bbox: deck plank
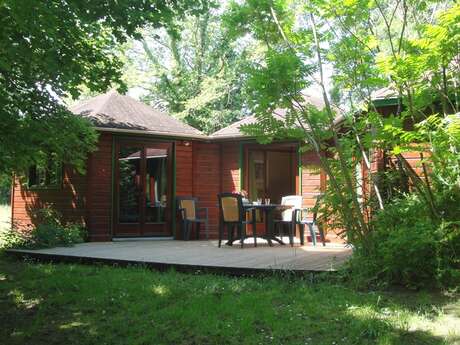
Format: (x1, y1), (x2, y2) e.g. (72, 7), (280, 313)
(7, 239), (352, 273)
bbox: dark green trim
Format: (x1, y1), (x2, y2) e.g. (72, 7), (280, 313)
(110, 136), (115, 239)
(172, 142), (177, 238)
(372, 98), (399, 107)
(111, 135), (177, 238)
(112, 134), (180, 144)
(26, 162), (63, 191)
(101, 129), (208, 142)
(298, 147), (302, 195)
(239, 142), (244, 192)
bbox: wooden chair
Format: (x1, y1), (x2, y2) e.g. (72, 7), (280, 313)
(177, 196), (209, 240)
(217, 193), (257, 248)
(273, 195), (303, 246)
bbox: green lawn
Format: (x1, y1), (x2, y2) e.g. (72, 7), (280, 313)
(0, 204), (11, 229)
(0, 204), (11, 246)
(0, 256), (459, 345)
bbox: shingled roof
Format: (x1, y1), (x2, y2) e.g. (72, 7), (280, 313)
(210, 93), (328, 139)
(69, 90), (206, 139)
(371, 87), (398, 101)
(70, 89), (392, 141)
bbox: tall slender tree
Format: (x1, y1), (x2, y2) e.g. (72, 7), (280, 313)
(122, 0), (254, 134)
(224, 0), (460, 247)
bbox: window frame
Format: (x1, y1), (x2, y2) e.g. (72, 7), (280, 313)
(27, 160), (63, 190)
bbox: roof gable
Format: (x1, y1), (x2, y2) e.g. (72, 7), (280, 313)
(70, 91), (206, 139)
(210, 93), (327, 139)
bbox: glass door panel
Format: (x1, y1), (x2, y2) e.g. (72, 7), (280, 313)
(145, 147), (168, 223)
(247, 147), (296, 204)
(248, 150), (266, 201)
(114, 140), (173, 238)
(267, 151), (292, 204)
(118, 146), (142, 224)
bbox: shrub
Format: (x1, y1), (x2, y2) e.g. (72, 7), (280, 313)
(1, 205), (86, 249)
(32, 223), (86, 248)
(1, 226), (33, 249)
(348, 194), (460, 290)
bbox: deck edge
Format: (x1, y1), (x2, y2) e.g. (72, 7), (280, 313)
(5, 249), (340, 277)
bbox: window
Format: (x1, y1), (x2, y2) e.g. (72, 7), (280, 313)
(28, 159), (62, 189)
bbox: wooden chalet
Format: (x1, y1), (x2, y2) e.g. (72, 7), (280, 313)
(10, 90), (396, 241)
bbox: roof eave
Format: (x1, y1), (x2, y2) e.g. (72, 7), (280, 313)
(372, 97), (400, 107)
(95, 127), (209, 140)
(210, 134), (254, 141)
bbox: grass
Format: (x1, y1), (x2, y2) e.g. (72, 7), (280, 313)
(0, 204), (11, 246)
(0, 256), (459, 345)
(0, 203), (11, 230)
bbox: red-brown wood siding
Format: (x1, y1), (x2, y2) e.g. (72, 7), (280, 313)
(11, 132), (112, 241)
(175, 141), (193, 196)
(363, 105), (427, 193)
(85, 132), (113, 241)
(300, 151), (322, 209)
(11, 166), (87, 232)
(300, 150), (343, 243)
(374, 104), (426, 176)
(11, 133), (348, 243)
(192, 142), (221, 238)
(221, 142), (240, 193)
(396, 150), (426, 176)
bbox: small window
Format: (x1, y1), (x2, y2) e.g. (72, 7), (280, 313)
(28, 159), (62, 189)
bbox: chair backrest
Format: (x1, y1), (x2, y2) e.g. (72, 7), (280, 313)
(177, 196), (197, 220)
(218, 193), (243, 223)
(280, 195), (303, 221)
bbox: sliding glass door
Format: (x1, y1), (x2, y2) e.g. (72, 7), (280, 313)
(245, 144), (297, 204)
(114, 140), (172, 237)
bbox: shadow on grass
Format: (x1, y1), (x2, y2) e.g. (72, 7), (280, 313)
(0, 255), (458, 345)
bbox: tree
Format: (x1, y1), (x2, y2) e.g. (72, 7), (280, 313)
(0, 0), (205, 175)
(122, 0), (253, 134)
(224, 0), (460, 248)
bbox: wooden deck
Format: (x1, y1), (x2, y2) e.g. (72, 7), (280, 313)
(6, 239), (352, 275)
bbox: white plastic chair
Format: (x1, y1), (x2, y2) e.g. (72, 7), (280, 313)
(274, 195), (303, 246)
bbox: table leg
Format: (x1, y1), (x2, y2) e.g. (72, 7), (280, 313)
(268, 209), (285, 245)
(264, 209), (273, 246)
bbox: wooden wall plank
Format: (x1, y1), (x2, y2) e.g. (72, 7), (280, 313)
(84, 132), (113, 241)
(300, 151), (322, 210)
(11, 165), (88, 233)
(221, 142), (240, 193)
(176, 141), (193, 196)
(192, 142), (221, 239)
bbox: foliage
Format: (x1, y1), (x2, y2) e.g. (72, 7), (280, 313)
(346, 113), (460, 289)
(414, 114), (460, 189)
(1, 228), (30, 250)
(1, 205), (86, 249)
(0, 0), (207, 175)
(224, 0), (373, 244)
(348, 194), (460, 289)
(1, 256), (459, 344)
(31, 223), (85, 248)
(123, 0), (253, 134)
(225, 0), (459, 288)
(0, 174), (11, 205)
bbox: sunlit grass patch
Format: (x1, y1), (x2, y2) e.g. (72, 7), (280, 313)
(0, 203), (10, 232)
(0, 255), (458, 345)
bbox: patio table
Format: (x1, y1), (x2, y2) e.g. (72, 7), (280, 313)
(230, 203), (292, 246)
